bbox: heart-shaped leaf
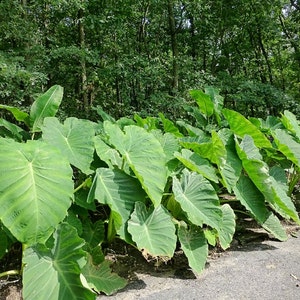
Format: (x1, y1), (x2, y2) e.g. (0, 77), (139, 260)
(23, 223), (95, 300)
(0, 139), (73, 245)
(81, 258), (127, 296)
(104, 122), (167, 206)
(42, 117), (95, 174)
(178, 225), (208, 274)
(172, 169), (222, 230)
(128, 202), (176, 257)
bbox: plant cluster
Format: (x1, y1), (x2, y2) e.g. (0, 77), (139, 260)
(0, 86), (300, 299)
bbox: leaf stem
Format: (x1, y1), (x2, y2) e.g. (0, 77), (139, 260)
(0, 270), (20, 278)
(74, 177), (90, 193)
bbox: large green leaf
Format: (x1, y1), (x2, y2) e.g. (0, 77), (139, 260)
(0, 118), (27, 141)
(42, 117), (95, 174)
(190, 90), (214, 118)
(180, 131), (227, 166)
(172, 169), (222, 230)
(272, 129), (300, 167)
(235, 135), (300, 224)
(30, 85), (63, 132)
(0, 104), (29, 124)
(218, 204), (236, 249)
(104, 122), (167, 206)
(23, 223), (95, 300)
(128, 202), (177, 257)
(174, 149), (219, 183)
(81, 258), (127, 296)
(158, 113), (183, 137)
(178, 225), (208, 274)
(280, 110), (300, 140)
(81, 219), (105, 249)
(216, 129), (242, 192)
(222, 108), (272, 148)
(87, 168), (146, 238)
(0, 139), (73, 245)
(234, 175), (287, 241)
(94, 136), (122, 169)
(152, 131), (180, 163)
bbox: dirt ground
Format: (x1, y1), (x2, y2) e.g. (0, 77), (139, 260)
(1, 222), (299, 300)
(99, 223), (300, 300)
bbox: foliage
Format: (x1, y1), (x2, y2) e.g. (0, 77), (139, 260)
(0, 1), (299, 118)
(0, 86), (300, 299)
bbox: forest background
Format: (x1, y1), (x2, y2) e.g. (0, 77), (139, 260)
(0, 0), (299, 120)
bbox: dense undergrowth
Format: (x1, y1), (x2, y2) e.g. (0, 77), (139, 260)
(0, 85), (300, 299)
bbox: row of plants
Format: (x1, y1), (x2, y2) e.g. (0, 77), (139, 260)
(0, 85), (300, 299)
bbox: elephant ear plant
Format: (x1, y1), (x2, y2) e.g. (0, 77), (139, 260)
(1, 86), (300, 299)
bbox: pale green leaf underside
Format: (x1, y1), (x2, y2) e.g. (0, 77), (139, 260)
(42, 117), (95, 174)
(218, 204), (236, 249)
(0, 139), (73, 245)
(23, 223), (95, 300)
(128, 202), (177, 257)
(172, 169), (222, 230)
(178, 225), (208, 274)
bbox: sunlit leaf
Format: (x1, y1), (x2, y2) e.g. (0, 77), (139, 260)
(23, 223), (95, 300)
(172, 169), (222, 230)
(223, 108), (272, 148)
(30, 85), (63, 132)
(178, 225), (208, 274)
(42, 117), (95, 174)
(272, 129), (300, 167)
(234, 175), (287, 241)
(104, 122), (167, 206)
(128, 202), (176, 257)
(281, 110), (300, 140)
(235, 136), (299, 224)
(0, 104), (29, 124)
(0, 139), (73, 245)
(218, 204), (236, 249)
(81, 258), (127, 296)
(174, 149), (219, 183)
(190, 90), (214, 117)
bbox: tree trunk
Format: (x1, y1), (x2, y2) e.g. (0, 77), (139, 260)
(167, 0), (179, 96)
(78, 7), (89, 115)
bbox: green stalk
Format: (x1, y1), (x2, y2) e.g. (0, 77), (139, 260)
(74, 177), (90, 194)
(0, 269), (20, 278)
(107, 211), (116, 243)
